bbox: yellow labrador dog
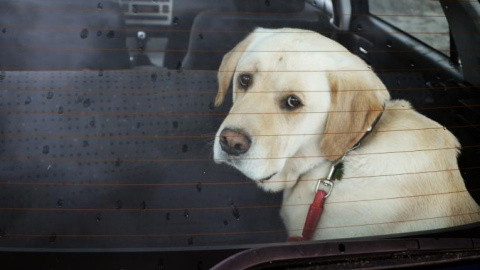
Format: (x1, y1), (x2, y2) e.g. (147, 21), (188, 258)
(213, 28), (480, 240)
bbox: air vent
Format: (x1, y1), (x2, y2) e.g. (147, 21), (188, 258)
(119, 0), (173, 25)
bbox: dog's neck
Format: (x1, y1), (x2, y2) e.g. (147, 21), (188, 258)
(292, 109), (384, 192)
(282, 160), (332, 208)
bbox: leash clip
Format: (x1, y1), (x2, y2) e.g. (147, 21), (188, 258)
(315, 180), (334, 198)
(315, 142), (361, 198)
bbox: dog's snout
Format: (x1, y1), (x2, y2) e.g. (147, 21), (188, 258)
(219, 128), (251, 156)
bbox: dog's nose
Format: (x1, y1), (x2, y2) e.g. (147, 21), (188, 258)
(219, 128), (251, 156)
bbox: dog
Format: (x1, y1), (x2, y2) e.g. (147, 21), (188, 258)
(212, 28), (480, 240)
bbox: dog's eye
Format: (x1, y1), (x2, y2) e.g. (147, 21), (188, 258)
(286, 95), (302, 109)
(238, 74), (252, 88)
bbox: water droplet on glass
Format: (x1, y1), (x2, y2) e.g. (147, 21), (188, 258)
(265, 0), (270, 7)
(0, 71), (6, 81)
(24, 96), (32, 105)
(137, 46), (145, 53)
(83, 98), (91, 108)
(223, 219), (228, 226)
(445, 5), (448, 9)
(132, 5), (138, 13)
(83, 140), (89, 147)
(90, 118), (96, 128)
(166, 212), (171, 221)
(357, 24), (362, 31)
(367, 65), (372, 70)
(140, 201), (147, 210)
(47, 92), (54, 99)
(173, 17), (179, 25)
(106, 30), (115, 39)
(386, 39), (392, 48)
(57, 199), (63, 207)
(116, 200), (123, 209)
(98, 69), (103, 77)
(97, 2), (103, 10)
(208, 101), (215, 110)
(443, 126), (446, 130)
(42, 145), (50, 154)
(187, 237), (193, 245)
(80, 29), (89, 39)
(49, 233), (57, 244)
(410, 60), (415, 67)
(97, 30), (102, 37)
(232, 206), (240, 220)
(58, 106), (64, 114)
(182, 144), (188, 153)
(196, 182), (202, 192)
(198, 33), (204, 40)
(172, 121), (178, 128)
(151, 73), (157, 82)
(311, 0), (317, 6)
(176, 61), (182, 73)
(184, 209), (189, 219)
(96, 213), (102, 222)
(115, 158), (122, 167)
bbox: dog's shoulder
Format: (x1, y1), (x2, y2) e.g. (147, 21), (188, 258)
(344, 98), (461, 180)
(367, 99), (460, 152)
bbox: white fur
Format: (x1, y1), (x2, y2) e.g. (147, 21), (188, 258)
(214, 28), (480, 240)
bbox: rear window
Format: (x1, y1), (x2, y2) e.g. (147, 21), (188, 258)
(0, 0), (479, 256)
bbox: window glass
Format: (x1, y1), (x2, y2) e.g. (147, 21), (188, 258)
(369, 0), (450, 56)
(0, 0), (478, 255)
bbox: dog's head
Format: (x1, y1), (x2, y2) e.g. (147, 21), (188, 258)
(213, 28), (390, 192)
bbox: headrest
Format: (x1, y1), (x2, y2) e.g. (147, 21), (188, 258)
(234, 0), (305, 13)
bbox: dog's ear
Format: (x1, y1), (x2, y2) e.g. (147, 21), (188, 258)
(320, 68), (390, 161)
(214, 34), (255, 107)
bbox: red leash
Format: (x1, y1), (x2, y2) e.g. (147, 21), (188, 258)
(287, 190), (327, 242)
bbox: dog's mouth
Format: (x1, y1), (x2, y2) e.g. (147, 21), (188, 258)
(258, 172), (277, 183)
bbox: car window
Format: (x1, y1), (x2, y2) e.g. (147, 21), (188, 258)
(369, 0), (450, 56)
(0, 0), (479, 256)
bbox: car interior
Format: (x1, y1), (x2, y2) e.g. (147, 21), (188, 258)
(0, 0), (479, 268)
